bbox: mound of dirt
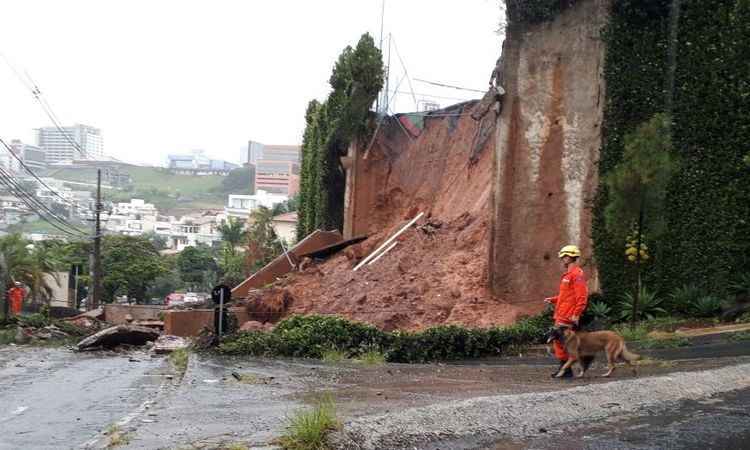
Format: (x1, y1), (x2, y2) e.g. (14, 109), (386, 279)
(278, 213), (536, 331)
(239, 104), (543, 331)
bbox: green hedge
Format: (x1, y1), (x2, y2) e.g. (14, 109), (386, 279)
(505, 0), (578, 24)
(218, 313), (552, 363)
(661, 0), (750, 293)
(593, 0), (673, 301)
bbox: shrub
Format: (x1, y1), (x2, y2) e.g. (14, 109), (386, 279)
(587, 301), (612, 321)
(618, 286), (667, 322)
(729, 273), (750, 299)
(219, 313), (552, 363)
(689, 296), (724, 318)
(667, 285), (703, 316)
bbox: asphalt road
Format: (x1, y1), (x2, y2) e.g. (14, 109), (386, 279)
(1, 339), (749, 450)
(0, 346), (166, 450)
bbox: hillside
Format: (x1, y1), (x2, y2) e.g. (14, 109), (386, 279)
(43, 163), (232, 215)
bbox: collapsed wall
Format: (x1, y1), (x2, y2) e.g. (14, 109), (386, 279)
(247, 103), (535, 331)
(489, 0), (609, 306)
(238, 0), (610, 330)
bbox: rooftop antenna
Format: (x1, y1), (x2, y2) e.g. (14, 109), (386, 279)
(376, 0), (386, 114)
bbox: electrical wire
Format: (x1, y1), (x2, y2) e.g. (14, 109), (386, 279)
(0, 136), (78, 206)
(0, 168), (89, 238)
(413, 78), (486, 93)
(2, 56), (90, 159)
(0, 165), (88, 237)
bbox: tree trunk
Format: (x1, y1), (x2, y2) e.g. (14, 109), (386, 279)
(631, 195), (646, 329)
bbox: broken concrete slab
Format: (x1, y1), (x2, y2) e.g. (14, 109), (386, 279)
(77, 325), (160, 351)
(153, 335), (189, 354)
(232, 229), (344, 298)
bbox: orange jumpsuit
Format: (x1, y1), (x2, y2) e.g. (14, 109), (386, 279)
(8, 286), (25, 315)
(548, 265), (588, 361)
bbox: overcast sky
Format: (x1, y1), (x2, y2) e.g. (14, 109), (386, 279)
(0, 1), (504, 166)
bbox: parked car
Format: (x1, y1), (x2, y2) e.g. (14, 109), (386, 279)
(165, 293), (185, 308)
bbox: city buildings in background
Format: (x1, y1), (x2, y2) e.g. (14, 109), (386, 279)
(0, 140), (47, 173)
(242, 141), (301, 196)
(225, 190), (288, 220)
(242, 141), (300, 165)
(36, 124), (103, 163)
(167, 149), (239, 175)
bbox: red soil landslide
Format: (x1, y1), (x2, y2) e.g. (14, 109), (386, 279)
(241, 103), (540, 331)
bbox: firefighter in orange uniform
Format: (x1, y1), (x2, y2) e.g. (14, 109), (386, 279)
(544, 245), (588, 378)
(8, 281), (26, 316)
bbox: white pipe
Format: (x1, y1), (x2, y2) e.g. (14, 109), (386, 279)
(367, 241), (397, 266)
(353, 211), (423, 271)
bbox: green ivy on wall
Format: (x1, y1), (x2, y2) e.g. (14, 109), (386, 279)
(505, 0), (578, 24)
(594, 0), (750, 300)
(593, 0), (673, 301)
(297, 34), (384, 241)
(661, 0), (750, 293)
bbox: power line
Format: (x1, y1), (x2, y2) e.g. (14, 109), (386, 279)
(2, 56), (90, 159)
(0, 167), (88, 237)
(390, 36), (419, 111)
(389, 90), (473, 102)
(0, 136), (78, 207)
(413, 78), (486, 93)
(0, 164), (87, 236)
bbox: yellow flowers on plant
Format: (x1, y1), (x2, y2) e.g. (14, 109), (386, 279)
(625, 230), (650, 263)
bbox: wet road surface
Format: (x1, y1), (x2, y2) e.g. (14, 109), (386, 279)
(0, 339), (749, 449)
(483, 388), (750, 450)
(0, 346), (167, 450)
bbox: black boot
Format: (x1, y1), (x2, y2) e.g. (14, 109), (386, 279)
(551, 362), (573, 378)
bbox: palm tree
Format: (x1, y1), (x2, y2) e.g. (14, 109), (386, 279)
(217, 218), (246, 256)
(0, 235), (62, 310)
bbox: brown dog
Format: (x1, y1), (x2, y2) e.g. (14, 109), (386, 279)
(553, 328), (640, 378)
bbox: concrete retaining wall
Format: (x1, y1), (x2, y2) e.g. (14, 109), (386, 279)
(103, 304), (166, 325)
(163, 307), (249, 337)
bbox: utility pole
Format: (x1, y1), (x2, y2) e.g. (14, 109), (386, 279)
(88, 169), (103, 310)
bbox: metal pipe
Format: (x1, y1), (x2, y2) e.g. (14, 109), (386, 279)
(353, 211), (423, 271)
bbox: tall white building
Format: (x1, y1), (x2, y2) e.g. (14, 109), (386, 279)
(36, 124), (103, 163)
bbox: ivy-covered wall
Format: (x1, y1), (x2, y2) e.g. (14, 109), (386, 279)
(662, 0), (750, 293)
(594, 0), (750, 299)
(593, 0), (672, 299)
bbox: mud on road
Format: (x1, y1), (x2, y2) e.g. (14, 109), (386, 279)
(1, 340), (749, 449)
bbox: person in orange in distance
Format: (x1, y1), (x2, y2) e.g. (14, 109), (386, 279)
(544, 245), (589, 378)
(8, 281), (26, 316)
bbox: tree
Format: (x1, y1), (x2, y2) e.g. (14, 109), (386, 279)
(246, 206), (284, 272)
(297, 33), (384, 239)
(604, 114), (679, 327)
(217, 218), (246, 256)
(0, 235), (64, 309)
(220, 167), (255, 194)
(142, 231), (168, 251)
(271, 194), (299, 216)
(101, 235), (166, 303)
(176, 245), (218, 290)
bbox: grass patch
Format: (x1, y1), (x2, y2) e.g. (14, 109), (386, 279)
(728, 331), (750, 342)
(357, 349), (386, 365)
(0, 328), (15, 345)
(105, 424), (130, 448)
(636, 337), (690, 350)
(321, 348), (347, 363)
(169, 348), (189, 374)
(221, 443), (249, 450)
(613, 323), (649, 342)
(277, 396), (340, 450)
